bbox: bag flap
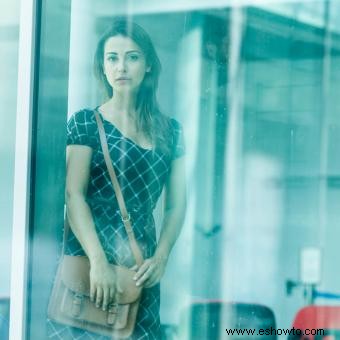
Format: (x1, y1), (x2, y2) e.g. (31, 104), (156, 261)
(61, 255), (90, 294)
(114, 266), (142, 304)
(61, 255), (142, 304)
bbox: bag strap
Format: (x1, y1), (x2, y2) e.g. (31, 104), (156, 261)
(94, 110), (144, 267)
(62, 110), (144, 267)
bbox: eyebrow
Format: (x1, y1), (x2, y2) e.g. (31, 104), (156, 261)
(105, 50), (142, 55)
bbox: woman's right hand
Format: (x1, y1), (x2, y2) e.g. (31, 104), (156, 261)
(89, 259), (123, 311)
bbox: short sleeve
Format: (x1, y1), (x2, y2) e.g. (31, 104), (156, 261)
(170, 118), (186, 160)
(67, 109), (97, 148)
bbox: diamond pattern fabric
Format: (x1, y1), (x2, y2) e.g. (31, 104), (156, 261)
(47, 109), (185, 339)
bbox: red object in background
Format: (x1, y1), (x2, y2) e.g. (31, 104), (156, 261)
(290, 306), (340, 339)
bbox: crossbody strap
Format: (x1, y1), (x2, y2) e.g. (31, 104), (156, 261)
(94, 110), (144, 267)
(62, 111), (144, 267)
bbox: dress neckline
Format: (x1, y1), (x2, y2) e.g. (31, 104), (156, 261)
(94, 107), (154, 152)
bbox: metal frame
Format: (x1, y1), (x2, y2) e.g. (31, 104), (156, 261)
(9, 0), (37, 339)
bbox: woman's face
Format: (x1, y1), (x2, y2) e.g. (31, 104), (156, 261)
(102, 35), (150, 95)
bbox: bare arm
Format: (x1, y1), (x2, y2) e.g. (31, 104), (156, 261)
(66, 145), (105, 263)
(155, 156), (187, 260)
(66, 145), (120, 310)
(134, 156), (187, 287)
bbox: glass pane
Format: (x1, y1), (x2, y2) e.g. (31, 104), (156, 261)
(24, 0), (340, 339)
(0, 1), (20, 339)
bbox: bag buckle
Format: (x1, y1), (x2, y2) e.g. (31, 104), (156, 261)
(71, 293), (83, 317)
(121, 213), (131, 223)
(107, 302), (119, 325)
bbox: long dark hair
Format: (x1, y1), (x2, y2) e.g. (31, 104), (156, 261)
(94, 18), (172, 157)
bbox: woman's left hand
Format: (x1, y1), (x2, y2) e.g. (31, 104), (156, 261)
(132, 256), (168, 288)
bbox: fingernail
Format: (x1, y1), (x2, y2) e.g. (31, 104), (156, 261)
(136, 282), (140, 286)
(133, 276), (137, 280)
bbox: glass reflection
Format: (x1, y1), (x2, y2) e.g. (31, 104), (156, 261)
(24, 1), (340, 339)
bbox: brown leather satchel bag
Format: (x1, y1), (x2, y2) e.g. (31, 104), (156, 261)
(48, 111), (144, 338)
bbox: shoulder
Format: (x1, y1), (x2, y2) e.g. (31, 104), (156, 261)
(157, 112), (183, 132)
(67, 108), (98, 133)
(67, 108), (98, 147)
(68, 108), (96, 124)
(164, 116), (185, 159)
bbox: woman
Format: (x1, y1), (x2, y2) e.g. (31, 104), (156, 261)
(47, 19), (186, 339)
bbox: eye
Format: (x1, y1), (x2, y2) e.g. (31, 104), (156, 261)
(128, 54), (140, 61)
(107, 55), (118, 62)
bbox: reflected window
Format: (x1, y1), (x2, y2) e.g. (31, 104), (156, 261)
(13, 1), (340, 339)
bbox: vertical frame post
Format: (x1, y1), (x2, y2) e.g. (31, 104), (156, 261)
(9, 0), (37, 339)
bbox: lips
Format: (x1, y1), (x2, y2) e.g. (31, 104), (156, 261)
(116, 77), (131, 81)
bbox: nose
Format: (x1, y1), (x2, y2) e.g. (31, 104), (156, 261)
(116, 58), (127, 72)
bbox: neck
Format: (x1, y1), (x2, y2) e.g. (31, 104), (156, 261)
(107, 92), (137, 119)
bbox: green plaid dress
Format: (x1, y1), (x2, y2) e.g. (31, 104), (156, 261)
(47, 108), (185, 339)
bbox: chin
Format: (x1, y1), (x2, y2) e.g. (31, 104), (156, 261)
(113, 85), (140, 94)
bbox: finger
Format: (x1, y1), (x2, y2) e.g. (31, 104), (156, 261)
(143, 269), (158, 287)
(130, 264), (139, 271)
(144, 272), (159, 288)
(102, 287), (109, 311)
(144, 280), (155, 288)
(96, 287), (103, 308)
(90, 282), (95, 302)
(109, 287), (115, 303)
(136, 266), (153, 286)
(135, 261), (150, 277)
(134, 261), (151, 281)
(116, 281), (124, 294)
